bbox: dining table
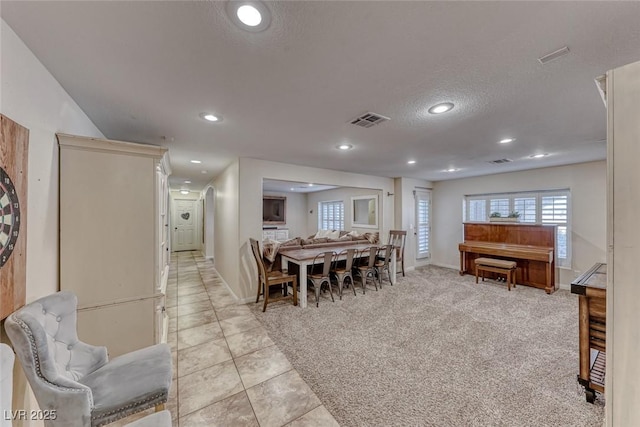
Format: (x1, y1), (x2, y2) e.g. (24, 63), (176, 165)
(279, 242), (397, 308)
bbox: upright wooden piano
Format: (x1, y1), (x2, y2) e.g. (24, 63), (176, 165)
(571, 262), (606, 403)
(458, 223), (557, 293)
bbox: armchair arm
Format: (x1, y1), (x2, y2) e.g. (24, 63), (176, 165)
(35, 377), (94, 427)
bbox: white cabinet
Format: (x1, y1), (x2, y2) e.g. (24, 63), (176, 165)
(58, 134), (171, 357)
(605, 59), (640, 426)
(263, 229), (289, 241)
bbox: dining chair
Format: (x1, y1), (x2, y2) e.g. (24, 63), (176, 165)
(307, 251), (336, 307)
(250, 238), (298, 312)
(389, 230), (407, 277)
(375, 244), (394, 287)
(355, 246), (379, 293)
(331, 248), (356, 299)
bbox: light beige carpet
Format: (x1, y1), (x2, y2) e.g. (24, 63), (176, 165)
(250, 265), (604, 427)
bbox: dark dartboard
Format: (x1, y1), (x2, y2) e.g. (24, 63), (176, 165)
(0, 166), (20, 267)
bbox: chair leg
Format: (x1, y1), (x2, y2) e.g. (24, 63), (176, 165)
(256, 282), (262, 303)
(368, 272), (378, 291)
(263, 286), (269, 312)
(348, 276), (356, 296)
(401, 258), (405, 277)
(326, 280), (335, 302)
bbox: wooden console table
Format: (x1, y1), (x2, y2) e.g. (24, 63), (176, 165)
(571, 262), (606, 403)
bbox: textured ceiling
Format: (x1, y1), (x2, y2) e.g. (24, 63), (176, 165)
(3, 1), (640, 190)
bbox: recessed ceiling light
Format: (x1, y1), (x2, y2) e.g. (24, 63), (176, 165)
(290, 188), (295, 191)
(226, 1), (271, 32)
(530, 153), (548, 158)
(308, 183), (314, 187)
(407, 160), (416, 164)
(500, 138), (515, 144)
(238, 5), (261, 26)
(190, 160), (202, 164)
(201, 170), (208, 174)
(180, 190), (189, 195)
(445, 168), (458, 172)
(200, 113), (221, 122)
(337, 144), (353, 150)
(428, 102), (454, 114)
(184, 180), (191, 184)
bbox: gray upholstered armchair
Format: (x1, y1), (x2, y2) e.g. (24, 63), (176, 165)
(4, 291), (172, 427)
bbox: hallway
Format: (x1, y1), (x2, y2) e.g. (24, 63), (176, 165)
(113, 251), (339, 426)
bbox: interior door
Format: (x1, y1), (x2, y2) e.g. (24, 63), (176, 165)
(173, 199), (198, 251)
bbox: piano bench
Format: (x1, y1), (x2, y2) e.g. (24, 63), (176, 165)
(474, 258), (517, 291)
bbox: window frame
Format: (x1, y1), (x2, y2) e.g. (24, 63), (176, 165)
(463, 189), (571, 268)
(317, 200), (345, 231)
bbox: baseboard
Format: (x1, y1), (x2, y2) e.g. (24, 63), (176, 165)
(210, 268), (242, 302)
(428, 262), (459, 271)
(558, 283), (571, 291)
(238, 296), (255, 304)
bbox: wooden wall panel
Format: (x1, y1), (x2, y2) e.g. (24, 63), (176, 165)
(0, 115), (29, 320)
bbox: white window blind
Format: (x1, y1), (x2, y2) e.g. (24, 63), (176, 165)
(541, 194), (569, 265)
(489, 198), (509, 217)
(514, 197), (536, 223)
(318, 200), (344, 230)
(463, 190), (571, 267)
(415, 190), (431, 259)
(468, 199), (486, 222)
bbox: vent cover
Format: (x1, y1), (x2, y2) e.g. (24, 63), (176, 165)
(538, 46), (570, 65)
(350, 112), (390, 128)
(488, 158), (513, 164)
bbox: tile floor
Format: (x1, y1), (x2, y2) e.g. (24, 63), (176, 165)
(112, 251), (339, 427)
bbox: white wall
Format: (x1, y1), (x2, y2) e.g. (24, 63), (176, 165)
(1, 19), (104, 426)
(203, 187), (215, 259)
(212, 161), (240, 295)
(431, 161), (606, 287)
(306, 187), (384, 236)
(235, 157), (395, 301)
(263, 191), (307, 238)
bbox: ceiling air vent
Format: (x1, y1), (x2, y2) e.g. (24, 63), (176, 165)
(538, 46), (570, 65)
(488, 158), (513, 164)
(350, 112), (390, 128)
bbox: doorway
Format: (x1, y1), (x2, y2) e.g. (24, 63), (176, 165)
(172, 199), (199, 251)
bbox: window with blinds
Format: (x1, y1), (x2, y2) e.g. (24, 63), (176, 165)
(318, 200), (344, 230)
(463, 190), (571, 267)
(415, 190), (431, 259)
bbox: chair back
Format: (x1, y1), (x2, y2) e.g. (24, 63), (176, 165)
(366, 246), (379, 268)
(389, 230), (407, 258)
(250, 238), (267, 283)
(5, 291), (103, 384)
(379, 244), (393, 266)
(335, 248), (356, 271)
(310, 251), (335, 277)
